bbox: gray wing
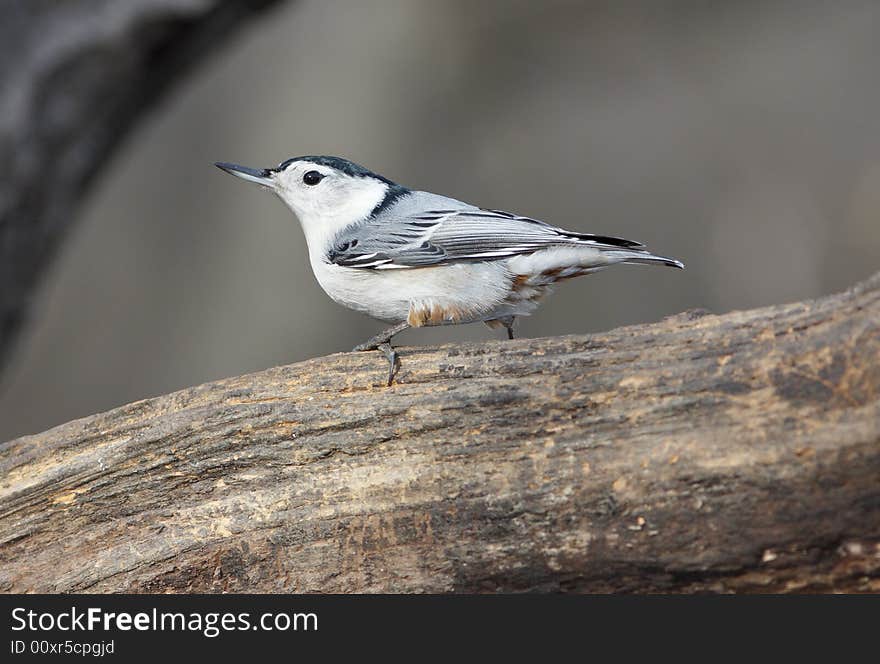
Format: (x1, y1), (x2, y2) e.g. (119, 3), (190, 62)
(327, 192), (644, 270)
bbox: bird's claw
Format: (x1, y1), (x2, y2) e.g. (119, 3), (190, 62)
(353, 322), (408, 385)
(377, 342), (399, 386)
(352, 340), (400, 386)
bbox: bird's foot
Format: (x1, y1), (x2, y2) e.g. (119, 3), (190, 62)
(500, 315), (516, 340)
(353, 322), (409, 385)
(376, 342), (399, 386)
(353, 341), (400, 386)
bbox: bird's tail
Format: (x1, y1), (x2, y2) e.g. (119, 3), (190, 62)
(601, 249), (684, 270)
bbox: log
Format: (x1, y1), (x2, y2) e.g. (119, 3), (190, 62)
(0, 0), (285, 369)
(0, 272), (879, 593)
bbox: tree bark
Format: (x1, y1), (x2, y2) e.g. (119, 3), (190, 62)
(1, 272), (879, 593)
(0, 0), (285, 370)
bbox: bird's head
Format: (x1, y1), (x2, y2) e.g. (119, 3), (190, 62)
(215, 156), (407, 250)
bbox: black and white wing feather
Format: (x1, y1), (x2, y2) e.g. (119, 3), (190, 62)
(326, 193), (662, 270)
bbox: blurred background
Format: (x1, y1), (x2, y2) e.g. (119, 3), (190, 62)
(1, 0), (879, 441)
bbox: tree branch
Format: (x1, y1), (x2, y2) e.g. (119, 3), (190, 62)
(0, 0), (286, 369)
(1, 273), (879, 593)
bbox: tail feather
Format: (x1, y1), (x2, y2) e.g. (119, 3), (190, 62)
(564, 231), (645, 249)
(603, 249), (685, 269)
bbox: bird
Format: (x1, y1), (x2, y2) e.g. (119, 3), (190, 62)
(215, 156), (683, 385)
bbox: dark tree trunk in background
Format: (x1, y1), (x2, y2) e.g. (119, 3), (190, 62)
(0, 0), (285, 370)
(1, 272), (878, 593)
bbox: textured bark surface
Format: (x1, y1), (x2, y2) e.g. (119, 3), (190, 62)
(0, 0), (284, 369)
(1, 272), (878, 593)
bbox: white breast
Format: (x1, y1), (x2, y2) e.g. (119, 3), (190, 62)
(309, 259), (515, 324)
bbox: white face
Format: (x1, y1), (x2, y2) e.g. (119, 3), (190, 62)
(268, 160), (389, 253)
(216, 157), (393, 262)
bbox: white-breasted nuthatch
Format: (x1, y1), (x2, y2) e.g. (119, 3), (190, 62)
(215, 156), (683, 384)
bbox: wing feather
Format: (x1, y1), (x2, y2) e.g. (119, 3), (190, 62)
(327, 199), (644, 270)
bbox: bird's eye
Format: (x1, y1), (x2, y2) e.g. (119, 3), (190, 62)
(303, 170), (324, 186)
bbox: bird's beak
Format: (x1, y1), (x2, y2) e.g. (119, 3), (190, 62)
(214, 162), (274, 187)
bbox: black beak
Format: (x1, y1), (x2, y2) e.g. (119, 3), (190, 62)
(214, 162), (273, 186)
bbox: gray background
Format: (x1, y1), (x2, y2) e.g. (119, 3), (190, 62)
(1, 0), (879, 441)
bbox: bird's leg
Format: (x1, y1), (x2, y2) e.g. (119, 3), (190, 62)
(376, 343), (398, 387)
(500, 316), (516, 340)
(353, 321), (410, 386)
(353, 321), (410, 351)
